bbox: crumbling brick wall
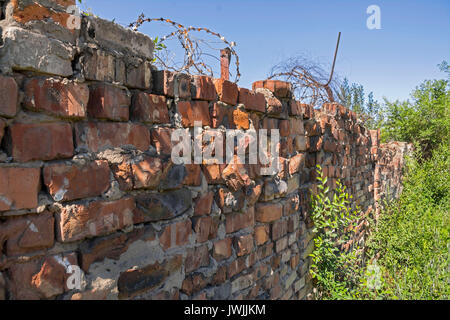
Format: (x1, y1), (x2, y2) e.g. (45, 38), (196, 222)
(0, 0), (410, 300)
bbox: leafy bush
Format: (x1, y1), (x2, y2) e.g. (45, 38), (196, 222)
(381, 63), (450, 158)
(309, 166), (386, 299)
(367, 143), (450, 299)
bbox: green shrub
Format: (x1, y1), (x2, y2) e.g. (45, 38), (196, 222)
(381, 63), (449, 158)
(367, 143), (450, 299)
(309, 166), (386, 299)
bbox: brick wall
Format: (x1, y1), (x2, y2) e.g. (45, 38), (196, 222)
(0, 0), (410, 300)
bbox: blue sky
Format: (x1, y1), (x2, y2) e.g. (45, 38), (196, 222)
(81, 0), (449, 102)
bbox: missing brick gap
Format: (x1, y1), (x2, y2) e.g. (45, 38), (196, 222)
(0, 2), (5, 21)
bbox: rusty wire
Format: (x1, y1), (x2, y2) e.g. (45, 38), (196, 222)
(129, 14), (241, 82)
(268, 57), (341, 106)
(268, 33), (342, 106)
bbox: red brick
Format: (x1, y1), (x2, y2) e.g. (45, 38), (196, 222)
(249, 112), (261, 130)
(131, 156), (164, 189)
(289, 100), (303, 116)
(323, 139), (337, 152)
(304, 104), (314, 118)
(285, 195), (300, 217)
(192, 216), (217, 243)
(153, 70), (191, 99)
(43, 160), (110, 202)
(131, 92), (169, 124)
(134, 189), (192, 223)
(290, 118), (305, 135)
(159, 220), (192, 250)
(213, 238), (232, 261)
(238, 88), (266, 113)
(8, 253), (78, 300)
(0, 273), (5, 300)
(0, 212), (54, 256)
(222, 160), (252, 192)
(234, 234), (254, 257)
(88, 84), (130, 121)
(214, 79), (238, 105)
(152, 289), (180, 300)
(261, 117), (279, 130)
(280, 120), (290, 137)
(151, 127), (174, 156)
(194, 191), (214, 216)
(0, 118), (5, 144)
(275, 237), (288, 252)
(178, 101), (211, 127)
(202, 164), (224, 184)
(0, 166), (40, 211)
(233, 108), (250, 130)
(289, 153), (306, 175)
(10, 122), (74, 162)
(117, 255), (182, 299)
(11, 1), (75, 27)
(304, 121), (320, 136)
(284, 136), (296, 157)
(255, 203), (283, 223)
(183, 164), (202, 186)
(24, 78), (89, 118)
(111, 162), (133, 191)
(56, 197), (136, 242)
(82, 49), (119, 83)
(192, 216), (212, 243)
(252, 80), (292, 98)
(227, 256), (246, 278)
(185, 245), (210, 273)
(226, 207), (255, 234)
(79, 227), (153, 272)
(267, 97), (283, 115)
(246, 183), (262, 205)
(370, 129), (380, 147)
(212, 265), (227, 285)
(211, 102), (234, 128)
(254, 225), (269, 245)
(294, 135), (308, 152)
(272, 220), (288, 240)
(75, 122), (150, 153)
(191, 75), (217, 101)
(125, 60), (152, 90)
(182, 273), (207, 296)
(0, 75), (18, 117)
(257, 242), (274, 260)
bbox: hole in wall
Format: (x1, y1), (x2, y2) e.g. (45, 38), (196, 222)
(88, 26), (96, 39)
(0, 2), (5, 21)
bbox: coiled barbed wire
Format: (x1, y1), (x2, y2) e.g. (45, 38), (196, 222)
(129, 14), (241, 83)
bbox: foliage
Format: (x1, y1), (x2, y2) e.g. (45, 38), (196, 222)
(367, 143), (450, 299)
(380, 62), (450, 158)
(152, 37), (167, 64)
(309, 166), (386, 299)
(337, 78), (383, 129)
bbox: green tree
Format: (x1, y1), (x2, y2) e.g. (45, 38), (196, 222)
(338, 78), (382, 129)
(381, 61), (450, 157)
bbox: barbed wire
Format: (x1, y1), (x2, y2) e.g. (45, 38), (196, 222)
(129, 14), (241, 82)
